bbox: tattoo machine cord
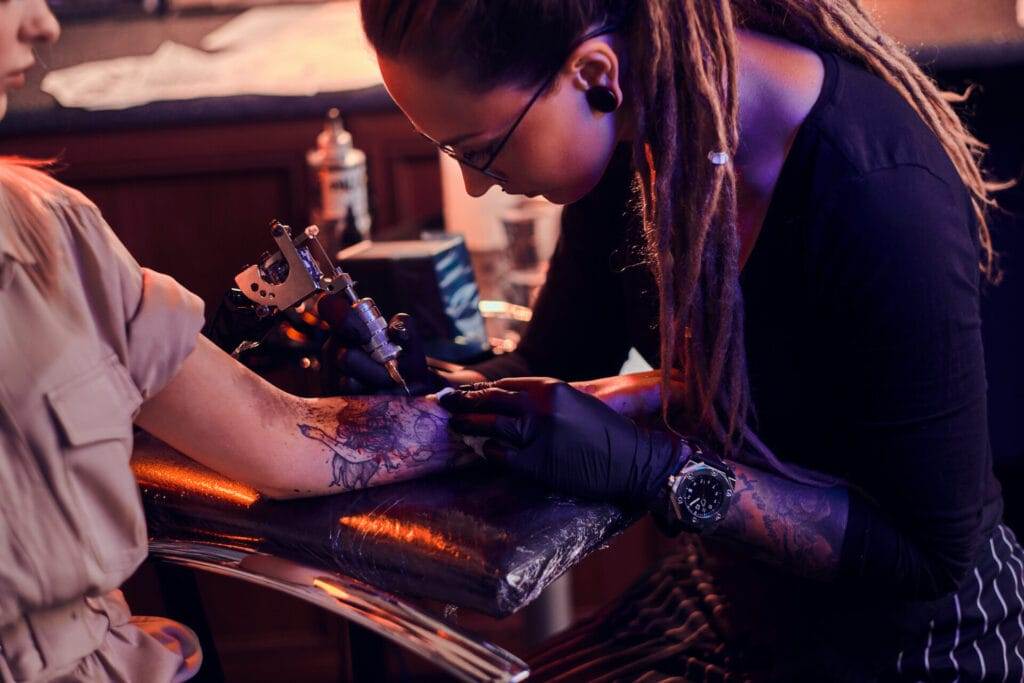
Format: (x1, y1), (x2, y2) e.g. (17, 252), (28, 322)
(233, 219), (410, 395)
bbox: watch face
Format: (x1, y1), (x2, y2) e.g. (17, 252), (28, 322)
(681, 472), (727, 519)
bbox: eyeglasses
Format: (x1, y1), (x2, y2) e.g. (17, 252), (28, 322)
(419, 24), (620, 183)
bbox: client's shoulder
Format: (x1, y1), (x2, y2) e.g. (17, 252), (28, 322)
(0, 160), (97, 215)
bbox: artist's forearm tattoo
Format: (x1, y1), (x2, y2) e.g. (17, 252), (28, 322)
(298, 398), (473, 491)
(709, 463), (849, 581)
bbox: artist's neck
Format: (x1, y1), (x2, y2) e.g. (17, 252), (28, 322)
(613, 29), (824, 268)
(734, 31), (824, 199)
(734, 29), (825, 265)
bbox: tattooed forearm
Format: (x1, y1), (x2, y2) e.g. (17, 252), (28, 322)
(296, 396), (475, 493)
(708, 463), (849, 581)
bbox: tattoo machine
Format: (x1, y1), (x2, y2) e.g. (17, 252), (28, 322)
(234, 220), (411, 395)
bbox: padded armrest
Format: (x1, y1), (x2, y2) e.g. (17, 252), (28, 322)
(132, 433), (635, 617)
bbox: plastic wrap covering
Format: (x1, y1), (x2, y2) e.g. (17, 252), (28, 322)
(132, 433), (635, 618)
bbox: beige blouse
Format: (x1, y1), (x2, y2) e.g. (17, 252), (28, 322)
(0, 166), (204, 681)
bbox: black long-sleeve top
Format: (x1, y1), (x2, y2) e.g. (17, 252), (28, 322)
(474, 52), (1003, 606)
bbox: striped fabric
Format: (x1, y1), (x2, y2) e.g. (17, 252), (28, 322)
(528, 538), (755, 682)
(896, 525), (1024, 682)
(528, 526), (1024, 682)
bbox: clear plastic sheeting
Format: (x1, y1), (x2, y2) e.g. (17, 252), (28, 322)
(132, 433), (635, 618)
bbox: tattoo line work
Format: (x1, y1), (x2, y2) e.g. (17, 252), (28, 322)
(713, 465), (848, 580)
(298, 399), (470, 490)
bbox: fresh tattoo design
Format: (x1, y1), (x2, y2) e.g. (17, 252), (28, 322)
(298, 424), (379, 490)
(298, 398), (472, 491)
(711, 463), (849, 580)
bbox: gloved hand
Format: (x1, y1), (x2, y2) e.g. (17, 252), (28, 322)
(318, 294), (450, 396)
(440, 377), (690, 507)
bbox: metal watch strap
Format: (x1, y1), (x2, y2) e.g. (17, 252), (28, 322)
(650, 438), (699, 537)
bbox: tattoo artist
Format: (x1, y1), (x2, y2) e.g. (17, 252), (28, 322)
(327, 1), (1023, 680)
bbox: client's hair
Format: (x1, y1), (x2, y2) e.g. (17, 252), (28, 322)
(0, 158), (65, 295)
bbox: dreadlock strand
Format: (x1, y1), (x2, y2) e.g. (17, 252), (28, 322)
(631, 3), (683, 431)
(665, 0), (742, 446)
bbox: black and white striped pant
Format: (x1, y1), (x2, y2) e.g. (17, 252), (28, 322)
(896, 524), (1024, 682)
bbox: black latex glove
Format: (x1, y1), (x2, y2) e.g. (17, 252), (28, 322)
(318, 294), (449, 396)
(440, 377), (689, 507)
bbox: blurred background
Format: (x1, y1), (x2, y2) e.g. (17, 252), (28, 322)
(2, 1), (1021, 680)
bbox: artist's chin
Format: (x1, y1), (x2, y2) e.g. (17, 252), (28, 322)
(543, 161), (614, 205)
(542, 182), (595, 206)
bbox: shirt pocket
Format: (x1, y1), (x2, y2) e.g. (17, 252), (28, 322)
(46, 354), (146, 574)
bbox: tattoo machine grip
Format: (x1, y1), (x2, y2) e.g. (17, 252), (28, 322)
(346, 296), (408, 394)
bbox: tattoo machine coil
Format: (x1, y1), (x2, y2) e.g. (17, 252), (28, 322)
(234, 220), (410, 394)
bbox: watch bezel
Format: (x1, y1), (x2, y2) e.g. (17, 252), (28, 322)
(668, 460), (735, 531)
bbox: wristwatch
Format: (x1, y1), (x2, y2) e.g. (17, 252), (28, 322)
(654, 441), (736, 535)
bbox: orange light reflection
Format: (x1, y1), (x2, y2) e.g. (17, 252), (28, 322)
(284, 326), (308, 343)
(133, 459), (260, 507)
(211, 531), (263, 545)
(338, 515), (469, 561)
(314, 578), (351, 601)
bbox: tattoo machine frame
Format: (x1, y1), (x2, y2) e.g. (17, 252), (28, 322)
(234, 220), (410, 394)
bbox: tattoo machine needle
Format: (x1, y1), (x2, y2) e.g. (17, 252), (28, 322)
(234, 220), (411, 395)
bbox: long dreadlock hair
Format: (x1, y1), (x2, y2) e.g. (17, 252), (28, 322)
(361, 0), (1000, 481)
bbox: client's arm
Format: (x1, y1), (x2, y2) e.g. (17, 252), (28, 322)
(135, 335), (474, 500)
(575, 371), (664, 420)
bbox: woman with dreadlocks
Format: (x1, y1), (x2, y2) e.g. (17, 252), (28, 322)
(346, 0), (1022, 679)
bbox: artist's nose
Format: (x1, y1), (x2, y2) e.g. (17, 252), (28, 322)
(460, 166), (499, 198)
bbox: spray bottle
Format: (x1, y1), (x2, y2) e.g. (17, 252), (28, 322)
(307, 108), (372, 250)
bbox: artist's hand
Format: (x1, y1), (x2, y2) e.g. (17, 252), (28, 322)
(440, 377), (688, 506)
(318, 296), (449, 396)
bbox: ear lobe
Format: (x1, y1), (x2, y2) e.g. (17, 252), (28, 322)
(586, 86), (619, 113)
(569, 42), (624, 115)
